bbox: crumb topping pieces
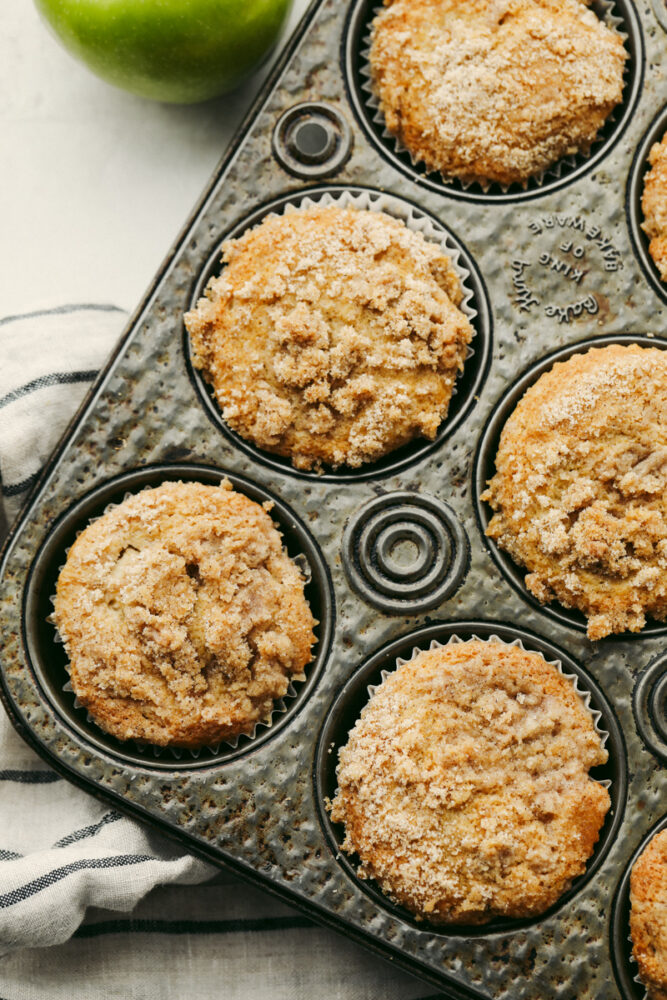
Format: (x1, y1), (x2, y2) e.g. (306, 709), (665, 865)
(331, 641), (609, 924)
(630, 829), (667, 1000)
(642, 132), (667, 282)
(185, 205), (473, 471)
(54, 481), (316, 748)
(370, 0), (627, 186)
(483, 345), (667, 640)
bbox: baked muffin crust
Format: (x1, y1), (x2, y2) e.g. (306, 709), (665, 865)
(369, 0), (627, 186)
(330, 640), (610, 924)
(54, 481), (316, 748)
(642, 133), (667, 282)
(483, 345), (667, 640)
(185, 205), (473, 471)
(630, 829), (667, 1000)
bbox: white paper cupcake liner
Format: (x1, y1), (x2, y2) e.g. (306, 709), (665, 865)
(366, 633), (611, 787)
(359, 0), (629, 195)
(47, 490), (314, 761)
(627, 927), (647, 999)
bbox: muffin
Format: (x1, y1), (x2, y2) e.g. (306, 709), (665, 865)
(53, 480), (316, 748)
(483, 344), (667, 640)
(184, 204), (473, 471)
(642, 133), (667, 282)
(369, 0), (627, 187)
(630, 829), (667, 1000)
(330, 640), (610, 924)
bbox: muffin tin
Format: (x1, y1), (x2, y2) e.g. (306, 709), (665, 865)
(1, 0), (667, 996)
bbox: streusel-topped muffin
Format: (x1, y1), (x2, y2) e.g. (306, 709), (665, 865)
(331, 640), (609, 923)
(370, 0), (626, 186)
(54, 480), (316, 748)
(185, 205), (473, 471)
(630, 829), (667, 1000)
(484, 345), (667, 640)
(642, 132), (667, 282)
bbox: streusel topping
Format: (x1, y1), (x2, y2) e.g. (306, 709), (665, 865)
(483, 345), (667, 639)
(54, 481), (316, 748)
(185, 205), (473, 471)
(331, 641), (609, 924)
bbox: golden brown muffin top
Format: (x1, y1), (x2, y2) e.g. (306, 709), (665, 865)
(185, 205), (473, 471)
(484, 345), (667, 640)
(370, 0), (626, 186)
(54, 481), (316, 748)
(331, 640), (609, 924)
(642, 134), (667, 283)
(630, 829), (667, 1000)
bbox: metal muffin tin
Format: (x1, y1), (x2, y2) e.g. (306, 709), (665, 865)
(1, 0), (667, 995)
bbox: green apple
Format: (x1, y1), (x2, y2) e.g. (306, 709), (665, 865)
(33, 0), (294, 104)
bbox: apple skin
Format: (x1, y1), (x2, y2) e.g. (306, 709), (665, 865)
(33, 0), (294, 104)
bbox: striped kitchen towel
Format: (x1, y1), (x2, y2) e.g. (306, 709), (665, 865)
(0, 304), (124, 524)
(0, 305), (433, 1000)
(0, 304), (215, 956)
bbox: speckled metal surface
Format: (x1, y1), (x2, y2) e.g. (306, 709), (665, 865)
(2, 0), (667, 996)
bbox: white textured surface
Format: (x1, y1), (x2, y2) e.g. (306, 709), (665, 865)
(0, 0), (309, 316)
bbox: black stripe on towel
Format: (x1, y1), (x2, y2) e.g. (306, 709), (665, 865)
(0, 370), (98, 411)
(54, 812), (123, 848)
(75, 915), (315, 938)
(0, 303), (124, 328)
(2, 470), (41, 498)
(0, 855), (155, 908)
(0, 769), (60, 784)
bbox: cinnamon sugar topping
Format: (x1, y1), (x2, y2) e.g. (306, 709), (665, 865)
(331, 641), (609, 924)
(484, 345), (667, 639)
(185, 205), (473, 471)
(369, 0), (627, 186)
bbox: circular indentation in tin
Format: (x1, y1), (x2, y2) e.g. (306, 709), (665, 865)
(22, 464), (334, 772)
(627, 104), (667, 303)
(272, 102), (352, 178)
(473, 334), (667, 639)
(185, 184), (492, 483)
(343, 0), (643, 203)
(316, 621), (626, 936)
(292, 120), (333, 160)
(343, 493), (468, 613)
(634, 655), (667, 763)
(610, 815), (667, 1000)
(376, 523), (434, 580)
